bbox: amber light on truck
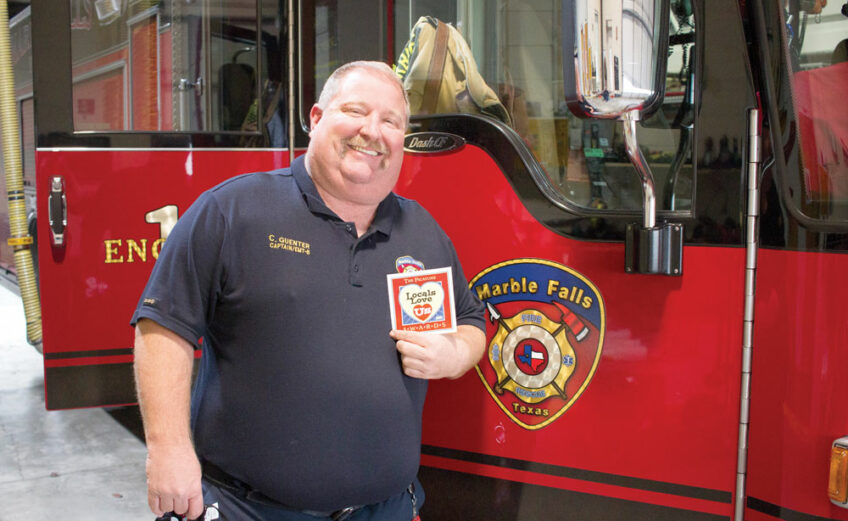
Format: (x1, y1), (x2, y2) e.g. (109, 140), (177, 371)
(831, 438), (848, 506)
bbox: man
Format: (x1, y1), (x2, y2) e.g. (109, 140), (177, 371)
(132, 61), (486, 521)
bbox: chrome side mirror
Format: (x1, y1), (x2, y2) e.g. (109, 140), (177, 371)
(564, 0), (668, 119)
(564, 0), (682, 276)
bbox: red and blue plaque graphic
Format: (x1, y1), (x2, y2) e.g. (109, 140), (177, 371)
(470, 259), (605, 430)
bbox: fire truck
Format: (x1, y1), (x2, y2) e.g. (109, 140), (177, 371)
(1, 0), (847, 519)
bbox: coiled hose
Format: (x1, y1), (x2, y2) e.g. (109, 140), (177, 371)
(1, 0), (42, 349)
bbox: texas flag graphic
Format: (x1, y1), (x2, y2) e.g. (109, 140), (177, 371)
(517, 342), (548, 374)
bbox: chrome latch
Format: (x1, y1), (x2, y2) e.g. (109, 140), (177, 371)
(47, 176), (67, 247)
(178, 76), (204, 97)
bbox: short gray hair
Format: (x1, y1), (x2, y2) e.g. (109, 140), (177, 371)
(316, 61), (410, 124)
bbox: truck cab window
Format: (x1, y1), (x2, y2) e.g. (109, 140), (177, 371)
(391, 0), (697, 214)
(301, 0), (389, 130)
(69, 0), (285, 142)
(301, 1), (695, 214)
(783, 0), (848, 222)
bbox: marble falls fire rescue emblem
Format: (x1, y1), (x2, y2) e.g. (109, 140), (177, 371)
(470, 259), (605, 430)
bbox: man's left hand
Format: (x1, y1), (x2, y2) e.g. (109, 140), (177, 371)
(391, 325), (485, 380)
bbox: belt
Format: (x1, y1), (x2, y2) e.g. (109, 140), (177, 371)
(201, 461), (363, 521)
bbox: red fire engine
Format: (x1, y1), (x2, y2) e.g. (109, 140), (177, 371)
(1, 0), (847, 520)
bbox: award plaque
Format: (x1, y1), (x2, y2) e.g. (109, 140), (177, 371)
(387, 267), (456, 333)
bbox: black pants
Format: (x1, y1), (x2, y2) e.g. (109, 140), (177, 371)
(201, 478), (424, 521)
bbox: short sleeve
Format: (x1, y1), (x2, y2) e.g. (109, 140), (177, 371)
(130, 191), (228, 347)
(448, 243), (486, 332)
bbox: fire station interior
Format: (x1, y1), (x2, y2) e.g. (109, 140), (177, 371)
(5, 0), (845, 273)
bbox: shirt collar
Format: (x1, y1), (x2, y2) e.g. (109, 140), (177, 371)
(291, 154), (397, 237)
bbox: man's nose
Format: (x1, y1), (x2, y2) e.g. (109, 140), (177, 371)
(359, 114), (381, 140)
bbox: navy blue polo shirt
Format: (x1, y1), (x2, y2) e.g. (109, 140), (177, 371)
(131, 155), (484, 512)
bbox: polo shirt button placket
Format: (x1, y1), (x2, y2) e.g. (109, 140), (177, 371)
(349, 236), (363, 286)
(349, 259), (363, 285)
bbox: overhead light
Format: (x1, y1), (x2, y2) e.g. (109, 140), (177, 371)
(94, 0), (121, 25)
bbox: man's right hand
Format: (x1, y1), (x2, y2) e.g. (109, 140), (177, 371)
(134, 319), (204, 519)
(146, 442), (205, 520)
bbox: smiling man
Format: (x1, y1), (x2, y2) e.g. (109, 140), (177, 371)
(305, 64), (408, 236)
(131, 61), (485, 521)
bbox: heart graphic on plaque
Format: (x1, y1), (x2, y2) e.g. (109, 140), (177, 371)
(398, 281), (445, 323)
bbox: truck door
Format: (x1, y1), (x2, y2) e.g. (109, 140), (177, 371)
(745, 1), (848, 520)
(32, 0), (291, 409)
(299, 0), (754, 519)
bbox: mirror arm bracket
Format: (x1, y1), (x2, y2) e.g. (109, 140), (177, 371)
(622, 111), (656, 229)
(622, 111), (683, 276)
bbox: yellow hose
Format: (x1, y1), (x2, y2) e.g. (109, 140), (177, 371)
(1, 0), (42, 349)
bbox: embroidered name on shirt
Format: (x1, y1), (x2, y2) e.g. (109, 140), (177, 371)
(268, 234), (311, 255)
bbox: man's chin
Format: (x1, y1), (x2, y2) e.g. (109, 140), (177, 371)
(341, 169), (398, 195)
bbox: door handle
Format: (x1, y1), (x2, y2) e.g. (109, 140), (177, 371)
(47, 176), (67, 247)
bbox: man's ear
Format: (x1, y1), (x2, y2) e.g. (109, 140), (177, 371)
(308, 104), (323, 136)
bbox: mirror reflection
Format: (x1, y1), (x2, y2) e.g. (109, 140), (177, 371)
(568, 0), (667, 118)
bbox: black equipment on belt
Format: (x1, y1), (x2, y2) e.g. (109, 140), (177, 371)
(154, 504), (226, 521)
(201, 461), (363, 521)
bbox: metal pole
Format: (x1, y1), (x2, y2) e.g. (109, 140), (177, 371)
(734, 108), (761, 521)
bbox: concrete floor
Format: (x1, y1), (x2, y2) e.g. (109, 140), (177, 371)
(0, 281), (153, 520)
